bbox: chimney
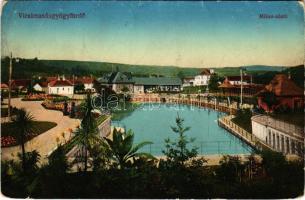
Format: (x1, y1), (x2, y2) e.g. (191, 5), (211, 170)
(62, 75), (65, 80)
(57, 75), (60, 80)
(288, 72), (291, 79)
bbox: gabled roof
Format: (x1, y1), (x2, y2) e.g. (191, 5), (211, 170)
(112, 72), (133, 84)
(11, 79), (31, 87)
(79, 77), (94, 84)
(134, 77), (182, 86)
(0, 83), (8, 89)
(49, 79), (73, 87)
(97, 72), (133, 84)
(199, 69), (211, 76)
(97, 72), (182, 86)
(70, 77), (94, 85)
(35, 82), (48, 87)
(46, 76), (58, 82)
(219, 78), (233, 88)
(257, 74), (303, 97)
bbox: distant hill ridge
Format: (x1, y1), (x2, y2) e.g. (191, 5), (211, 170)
(40, 59), (288, 75)
(0, 57), (299, 82)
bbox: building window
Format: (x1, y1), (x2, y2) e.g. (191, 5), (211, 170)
(57, 88), (59, 93)
(63, 87), (64, 91)
(272, 133), (275, 149)
(268, 130), (271, 145)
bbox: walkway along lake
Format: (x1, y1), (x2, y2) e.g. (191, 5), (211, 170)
(112, 103), (253, 156)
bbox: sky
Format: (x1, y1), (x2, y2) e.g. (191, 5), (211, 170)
(1, 1), (304, 68)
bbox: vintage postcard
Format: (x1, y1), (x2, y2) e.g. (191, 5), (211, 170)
(1, 0), (304, 199)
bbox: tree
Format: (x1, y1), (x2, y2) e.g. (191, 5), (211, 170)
(208, 74), (221, 92)
(216, 155), (245, 182)
(28, 146), (70, 197)
(12, 108), (36, 172)
(105, 128), (154, 169)
(73, 92), (100, 172)
(162, 115), (198, 166)
(74, 83), (85, 93)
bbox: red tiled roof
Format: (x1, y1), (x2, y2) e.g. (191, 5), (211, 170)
(257, 74), (303, 96)
(46, 76), (58, 82)
(0, 83), (8, 89)
(11, 79), (31, 87)
(219, 78), (233, 88)
(36, 82), (48, 87)
(49, 79), (73, 87)
(227, 76), (251, 81)
(77, 77), (94, 84)
(219, 78), (263, 89)
(199, 69), (211, 75)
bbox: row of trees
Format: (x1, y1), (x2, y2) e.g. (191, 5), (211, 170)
(1, 93), (304, 198)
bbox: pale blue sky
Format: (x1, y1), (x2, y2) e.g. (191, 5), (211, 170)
(1, 1), (304, 67)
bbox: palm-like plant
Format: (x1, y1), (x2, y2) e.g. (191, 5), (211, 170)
(105, 128), (154, 169)
(72, 92), (100, 172)
(11, 108), (36, 172)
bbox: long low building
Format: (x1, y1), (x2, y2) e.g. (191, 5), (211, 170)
(251, 114), (304, 156)
(97, 71), (182, 94)
(133, 77), (181, 93)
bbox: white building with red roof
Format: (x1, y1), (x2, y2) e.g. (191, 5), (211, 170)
(75, 76), (95, 92)
(193, 69), (214, 86)
(0, 83), (9, 92)
(48, 75), (74, 95)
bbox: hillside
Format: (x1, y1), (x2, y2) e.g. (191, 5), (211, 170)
(0, 57), (299, 83)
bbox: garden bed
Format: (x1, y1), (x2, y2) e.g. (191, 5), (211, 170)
(1, 121), (57, 147)
(41, 101), (64, 111)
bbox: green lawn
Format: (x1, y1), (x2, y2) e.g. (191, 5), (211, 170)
(232, 109), (253, 133)
(1, 121), (57, 146)
(232, 117), (252, 133)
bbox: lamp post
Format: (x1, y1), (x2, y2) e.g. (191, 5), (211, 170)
(240, 68), (243, 108)
(8, 52), (13, 119)
(8, 53), (20, 119)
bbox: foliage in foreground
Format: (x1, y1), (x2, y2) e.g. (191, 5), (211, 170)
(2, 149), (303, 199)
(1, 115), (303, 198)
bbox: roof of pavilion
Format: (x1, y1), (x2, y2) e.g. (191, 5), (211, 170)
(97, 72), (133, 84)
(256, 74), (303, 97)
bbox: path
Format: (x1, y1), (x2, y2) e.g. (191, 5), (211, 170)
(1, 98), (80, 163)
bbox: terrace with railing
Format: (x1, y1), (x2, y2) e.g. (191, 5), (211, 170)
(251, 115), (303, 140)
(218, 115), (272, 151)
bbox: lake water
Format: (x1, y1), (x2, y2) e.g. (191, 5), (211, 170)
(112, 103), (252, 156)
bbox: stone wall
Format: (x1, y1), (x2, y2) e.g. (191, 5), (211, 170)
(98, 116), (111, 138)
